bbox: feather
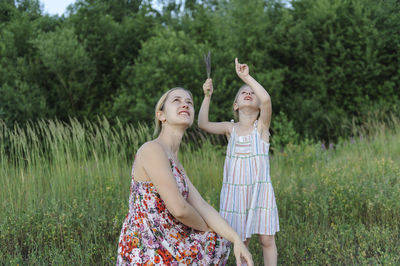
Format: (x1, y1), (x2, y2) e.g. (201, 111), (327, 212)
(203, 51), (211, 78)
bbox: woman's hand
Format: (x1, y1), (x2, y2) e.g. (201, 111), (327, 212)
(233, 238), (253, 266)
(235, 58), (249, 80)
(203, 78), (213, 97)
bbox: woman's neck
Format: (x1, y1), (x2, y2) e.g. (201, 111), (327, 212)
(156, 126), (185, 157)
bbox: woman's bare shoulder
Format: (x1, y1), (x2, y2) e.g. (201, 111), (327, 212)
(135, 141), (167, 166)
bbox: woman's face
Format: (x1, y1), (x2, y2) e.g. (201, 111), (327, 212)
(160, 89), (194, 128)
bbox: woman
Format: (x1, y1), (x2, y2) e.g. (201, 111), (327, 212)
(117, 87), (253, 265)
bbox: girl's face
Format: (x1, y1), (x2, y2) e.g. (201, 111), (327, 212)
(234, 86), (260, 111)
(158, 89), (194, 128)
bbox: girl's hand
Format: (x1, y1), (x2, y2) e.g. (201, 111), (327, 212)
(235, 58), (249, 80)
(203, 78), (213, 97)
(233, 239), (253, 266)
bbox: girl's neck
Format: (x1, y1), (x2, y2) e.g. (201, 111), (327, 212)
(238, 109), (258, 128)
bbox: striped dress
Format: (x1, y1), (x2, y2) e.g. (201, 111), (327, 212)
(219, 120), (279, 241)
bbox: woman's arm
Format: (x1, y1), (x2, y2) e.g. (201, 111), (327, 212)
(186, 179), (237, 240)
(137, 142), (209, 231)
(186, 178), (253, 266)
(198, 78), (233, 135)
(235, 58), (272, 131)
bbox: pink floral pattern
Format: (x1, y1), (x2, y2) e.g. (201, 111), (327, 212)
(117, 158), (231, 265)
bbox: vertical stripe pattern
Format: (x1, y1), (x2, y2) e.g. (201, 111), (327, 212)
(219, 121), (279, 241)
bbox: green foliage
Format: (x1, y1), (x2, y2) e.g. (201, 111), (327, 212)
(0, 82), (47, 124)
(0, 10), (50, 125)
(33, 27), (96, 119)
(1, 0), (400, 141)
(272, 0), (400, 139)
(0, 0), (157, 127)
(16, 0), (42, 18)
(112, 27), (207, 123)
(0, 0), (16, 23)
(67, 0), (157, 118)
(270, 111), (299, 148)
(1, 118), (399, 264)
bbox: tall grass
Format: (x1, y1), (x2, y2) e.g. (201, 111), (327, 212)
(0, 116), (399, 265)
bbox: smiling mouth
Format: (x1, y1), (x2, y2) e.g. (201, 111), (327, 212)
(178, 111), (190, 116)
(244, 96), (252, 100)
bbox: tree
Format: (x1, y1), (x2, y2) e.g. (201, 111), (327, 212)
(0, 0), (16, 23)
(112, 28), (207, 124)
(33, 27), (96, 119)
(67, 0), (157, 118)
(265, 0), (398, 139)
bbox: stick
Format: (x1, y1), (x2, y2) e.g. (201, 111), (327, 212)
(203, 51), (211, 96)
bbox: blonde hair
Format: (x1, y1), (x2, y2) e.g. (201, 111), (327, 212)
(232, 84), (260, 122)
(153, 87), (193, 137)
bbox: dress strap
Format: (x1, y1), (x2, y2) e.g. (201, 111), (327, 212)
(153, 140), (186, 175)
(253, 120), (259, 132)
(230, 120), (236, 136)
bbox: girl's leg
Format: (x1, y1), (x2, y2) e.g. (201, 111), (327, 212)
(258, 235), (277, 266)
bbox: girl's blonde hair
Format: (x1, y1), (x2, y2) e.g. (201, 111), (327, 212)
(233, 84), (260, 121)
(153, 87), (193, 137)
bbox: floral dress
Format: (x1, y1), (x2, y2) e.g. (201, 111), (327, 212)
(117, 157), (231, 265)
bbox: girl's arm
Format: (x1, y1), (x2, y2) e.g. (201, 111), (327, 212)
(235, 58), (272, 132)
(137, 142), (209, 231)
(198, 78), (233, 136)
(186, 178), (253, 266)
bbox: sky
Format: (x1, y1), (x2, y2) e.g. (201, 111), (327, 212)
(40, 1), (290, 16)
(41, 0), (77, 16)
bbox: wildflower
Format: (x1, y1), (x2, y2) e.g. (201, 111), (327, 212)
(321, 142), (326, 150)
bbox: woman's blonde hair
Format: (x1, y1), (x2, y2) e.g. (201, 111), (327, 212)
(153, 87), (193, 137)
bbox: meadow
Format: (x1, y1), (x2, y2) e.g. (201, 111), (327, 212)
(1, 117), (399, 265)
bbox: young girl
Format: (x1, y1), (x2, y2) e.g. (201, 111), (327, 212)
(198, 58), (279, 266)
(117, 87), (253, 265)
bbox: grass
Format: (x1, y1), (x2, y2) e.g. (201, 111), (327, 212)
(0, 116), (399, 265)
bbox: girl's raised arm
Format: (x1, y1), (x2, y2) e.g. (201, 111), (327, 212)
(235, 58), (272, 132)
(198, 78), (233, 136)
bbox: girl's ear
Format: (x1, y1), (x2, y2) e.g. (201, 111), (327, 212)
(233, 102), (239, 111)
(156, 110), (166, 123)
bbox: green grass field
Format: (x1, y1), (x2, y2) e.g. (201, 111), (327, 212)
(1, 117), (399, 265)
